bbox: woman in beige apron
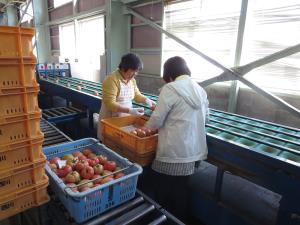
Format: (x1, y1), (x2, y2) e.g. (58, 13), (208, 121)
(97, 53), (156, 141)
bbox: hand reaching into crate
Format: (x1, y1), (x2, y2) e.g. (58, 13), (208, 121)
(145, 98), (156, 110)
(128, 107), (144, 116)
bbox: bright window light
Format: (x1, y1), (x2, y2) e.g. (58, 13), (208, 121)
(241, 0), (300, 95)
(59, 23), (75, 58)
(162, 0), (242, 82)
(54, 0), (72, 8)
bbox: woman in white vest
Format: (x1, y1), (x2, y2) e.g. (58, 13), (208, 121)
(144, 56), (209, 221)
(98, 53), (155, 141)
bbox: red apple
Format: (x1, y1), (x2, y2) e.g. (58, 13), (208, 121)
(75, 160), (89, 172)
(97, 155), (108, 165)
(78, 155), (87, 161)
(100, 177), (114, 185)
(88, 158), (99, 167)
(50, 157), (60, 165)
(80, 166), (94, 179)
(114, 172), (125, 179)
(104, 161), (117, 172)
(83, 149), (93, 156)
(92, 174), (102, 185)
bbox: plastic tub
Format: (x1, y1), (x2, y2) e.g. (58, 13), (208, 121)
(43, 138), (143, 223)
(101, 116), (157, 155)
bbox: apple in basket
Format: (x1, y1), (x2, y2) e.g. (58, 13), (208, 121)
(114, 172), (125, 179)
(50, 157), (60, 166)
(66, 158), (78, 169)
(104, 161), (117, 172)
(75, 160), (89, 172)
(66, 183), (78, 193)
(65, 171), (81, 183)
(62, 154), (74, 161)
(93, 164), (104, 175)
(87, 157), (99, 167)
(80, 166), (95, 179)
(78, 155), (87, 161)
(100, 177), (114, 185)
(92, 174), (103, 185)
(56, 165), (72, 178)
(72, 151), (83, 157)
(97, 155), (108, 165)
(83, 149), (93, 156)
(102, 170), (114, 179)
(78, 179), (93, 192)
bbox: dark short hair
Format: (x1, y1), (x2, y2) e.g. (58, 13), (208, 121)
(163, 56), (191, 83)
(118, 53), (143, 72)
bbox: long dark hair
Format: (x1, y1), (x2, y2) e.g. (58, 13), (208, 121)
(163, 56), (191, 83)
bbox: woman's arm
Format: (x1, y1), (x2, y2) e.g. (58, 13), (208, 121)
(145, 86), (174, 129)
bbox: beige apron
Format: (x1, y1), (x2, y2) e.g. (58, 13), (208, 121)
(97, 80), (134, 141)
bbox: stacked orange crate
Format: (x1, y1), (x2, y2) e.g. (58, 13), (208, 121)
(0, 26), (49, 220)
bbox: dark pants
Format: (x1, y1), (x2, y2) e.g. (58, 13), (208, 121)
(151, 169), (190, 222)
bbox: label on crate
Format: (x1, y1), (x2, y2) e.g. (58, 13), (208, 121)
(57, 160), (67, 169)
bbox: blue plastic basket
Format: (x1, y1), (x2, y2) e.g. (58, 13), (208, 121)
(43, 138), (143, 223)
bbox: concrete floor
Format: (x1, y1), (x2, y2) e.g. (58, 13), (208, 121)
(188, 161), (280, 225)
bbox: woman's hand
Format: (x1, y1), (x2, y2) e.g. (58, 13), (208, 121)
(145, 98), (156, 110)
(128, 107), (144, 116)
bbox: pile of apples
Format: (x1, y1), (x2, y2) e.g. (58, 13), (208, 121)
(47, 149), (125, 193)
(130, 128), (158, 138)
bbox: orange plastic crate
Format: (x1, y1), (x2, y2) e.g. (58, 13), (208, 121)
(0, 178), (49, 220)
(0, 58), (38, 89)
(101, 115), (158, 154)
(0, 86), (40, 117)
(0, 136), (45, 171)
(0, 112), (43, 145)
(0, 26), (35, 58)
(0, 159), (47, 196)
(103, 137), (155, 166)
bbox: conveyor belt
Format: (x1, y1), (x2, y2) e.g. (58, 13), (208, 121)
(40, 119), (72, 146)
(42, 106), (86, 124)
(39, 76), (300, 163)
(39, 120), (183, 225)
(39, 76), (300, 225)
(47, 189), (183, 225)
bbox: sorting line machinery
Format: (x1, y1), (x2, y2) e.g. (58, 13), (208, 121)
(42, 106), (86, 124)
(40, 118), (183, 225)
(41, 118), (71, 147)
(39, 76), (300, 225)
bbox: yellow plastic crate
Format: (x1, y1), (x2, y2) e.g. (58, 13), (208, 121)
(0, 178), (49, 221)
(0, 136), (45, 171)
(0, 86), (40, 117)
(0, 159), (47, 196)
(103, 137), (155, 166)
(101, 115), (158, 155)
(0, 26), (35, 58)
(0, 112), (43, 145)
(0, 58), (38, 89)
